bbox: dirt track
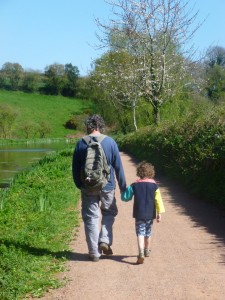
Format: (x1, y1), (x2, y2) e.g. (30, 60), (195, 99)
(41, 152), (225, 300)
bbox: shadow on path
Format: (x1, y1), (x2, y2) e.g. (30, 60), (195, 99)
(158, 176), (225, 249)
(0, 238), (138, 266)
(121, 152), (225, 250)
(69, 252), (137, 265)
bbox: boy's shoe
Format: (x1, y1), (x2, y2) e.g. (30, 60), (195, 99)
(88, 255), (100, 262)
(144, 248), (151, 257)
(99, 242), (113, 255)
(136, 254), (144, 264)
(137, 251), (144, 264)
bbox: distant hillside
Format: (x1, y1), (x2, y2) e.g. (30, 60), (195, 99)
(0, 90), (93, 138)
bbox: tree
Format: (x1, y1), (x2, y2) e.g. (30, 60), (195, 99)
(205, 46), (225, 68)
(20, 121), (38, 138)
(61, 63), (80, 97)
(0, 104), (18, 138)
(44, 63), (65, 95)
(203, 46), (225, 102)
(22, 71), (40, 93)
(95, 0), (201, 124)
(205, 65), (225, 102)
(38, 121), (52, 138)
(44, 63), (80, 96)
(93, 51), (141, 131)
(1, 62), (24, 90)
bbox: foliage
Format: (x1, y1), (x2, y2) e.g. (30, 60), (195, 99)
(92, 51), (142, 131)
(61, 63), (80, 97)
(64, 114), (89, 132)
(76, 76), (93, 100)
(35, 63), (80, 97)
(38, 121), (52, 138)
(0, 147), (80, 300)
(117, 104), (225, 208)
(205, 46), (225, 68)
(43, 63), (66, 95)
(205, 65), (225, 102)
(203, 46), (225, 103)
(19, 121), (38, 139)
(1, 62), (24, 90)
(22, 71), (40, 93)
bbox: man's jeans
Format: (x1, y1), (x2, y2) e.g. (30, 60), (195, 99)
(81, 189), (118, 257)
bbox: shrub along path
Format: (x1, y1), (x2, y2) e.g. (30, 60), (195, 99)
(40, 152), (225, 300)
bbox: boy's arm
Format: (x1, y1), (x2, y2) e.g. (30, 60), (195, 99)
(121, 185), (133, 202)
(155, 188), (165, 213)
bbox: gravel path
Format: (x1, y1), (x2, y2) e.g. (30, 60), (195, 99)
(41, 152), (225, 300)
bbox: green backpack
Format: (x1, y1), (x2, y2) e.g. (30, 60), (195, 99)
(80, 135), (110, 192)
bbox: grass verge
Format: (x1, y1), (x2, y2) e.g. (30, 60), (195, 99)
(0, 147), (80, 300)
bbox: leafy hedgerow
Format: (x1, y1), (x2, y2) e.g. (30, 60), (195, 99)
(117, 106), (225, 208)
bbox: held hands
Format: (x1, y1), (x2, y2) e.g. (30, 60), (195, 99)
(156, 214), (161, 223)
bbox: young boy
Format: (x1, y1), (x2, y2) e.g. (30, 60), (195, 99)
(121, 161), (165, 264)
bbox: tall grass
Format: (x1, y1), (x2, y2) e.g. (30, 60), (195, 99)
(0, 148), (80, 300)
(0, 90), (93, 138)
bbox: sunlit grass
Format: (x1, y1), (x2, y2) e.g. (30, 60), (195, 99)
(0, 147), (80, 300)
(0, 90), (93, 138)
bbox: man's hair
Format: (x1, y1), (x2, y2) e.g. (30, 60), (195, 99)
(136, 161), (155, 179)
(86, 114), (105, 133)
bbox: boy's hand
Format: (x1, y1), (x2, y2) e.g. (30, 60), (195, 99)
(156, 214), (161, 223)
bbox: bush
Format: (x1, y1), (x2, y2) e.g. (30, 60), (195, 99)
(38, 121), (52, 138)
(64, 114), (88, 132)
(0, 104), (18, 138)
(64, 117), (78, 130)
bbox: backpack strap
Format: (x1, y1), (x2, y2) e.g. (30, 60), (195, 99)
(82, 134), (106, 144)
(82, 135), (92, 144)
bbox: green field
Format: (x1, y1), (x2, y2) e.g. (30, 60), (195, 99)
(0, 90), (93, 138)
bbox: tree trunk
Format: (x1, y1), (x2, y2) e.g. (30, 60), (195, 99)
(133, 102), (138, 131)
(153, 106), (160, 125)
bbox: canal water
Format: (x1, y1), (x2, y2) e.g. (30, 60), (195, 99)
(0, 141), (75, 188)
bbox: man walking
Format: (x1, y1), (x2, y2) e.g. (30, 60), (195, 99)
(72, 114), (126, 262)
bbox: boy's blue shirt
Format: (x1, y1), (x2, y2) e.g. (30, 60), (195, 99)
(121, 179), (165, 219)
(72, 134), (126, 192)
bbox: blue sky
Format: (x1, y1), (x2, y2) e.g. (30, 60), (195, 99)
(0, 0), (225, 76)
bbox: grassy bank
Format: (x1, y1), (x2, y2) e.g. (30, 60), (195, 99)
(0, 147), (80, 300)
(0, 90), (93, 138)
(117, 105), (225, 209)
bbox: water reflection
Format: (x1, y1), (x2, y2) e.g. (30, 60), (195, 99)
(0, 142), (73, 187)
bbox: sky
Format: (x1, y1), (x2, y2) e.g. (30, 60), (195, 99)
(0, 0), (225, 76)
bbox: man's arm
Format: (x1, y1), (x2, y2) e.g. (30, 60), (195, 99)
(72, 141), (83, 189)
(112, 141), (127, 192)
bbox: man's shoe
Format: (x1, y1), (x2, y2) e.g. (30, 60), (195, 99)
(88, 255), (100, 262)
(103, 245), (113, 255)
(99, 242), (113, 255)
(136, 254), (144, 264)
